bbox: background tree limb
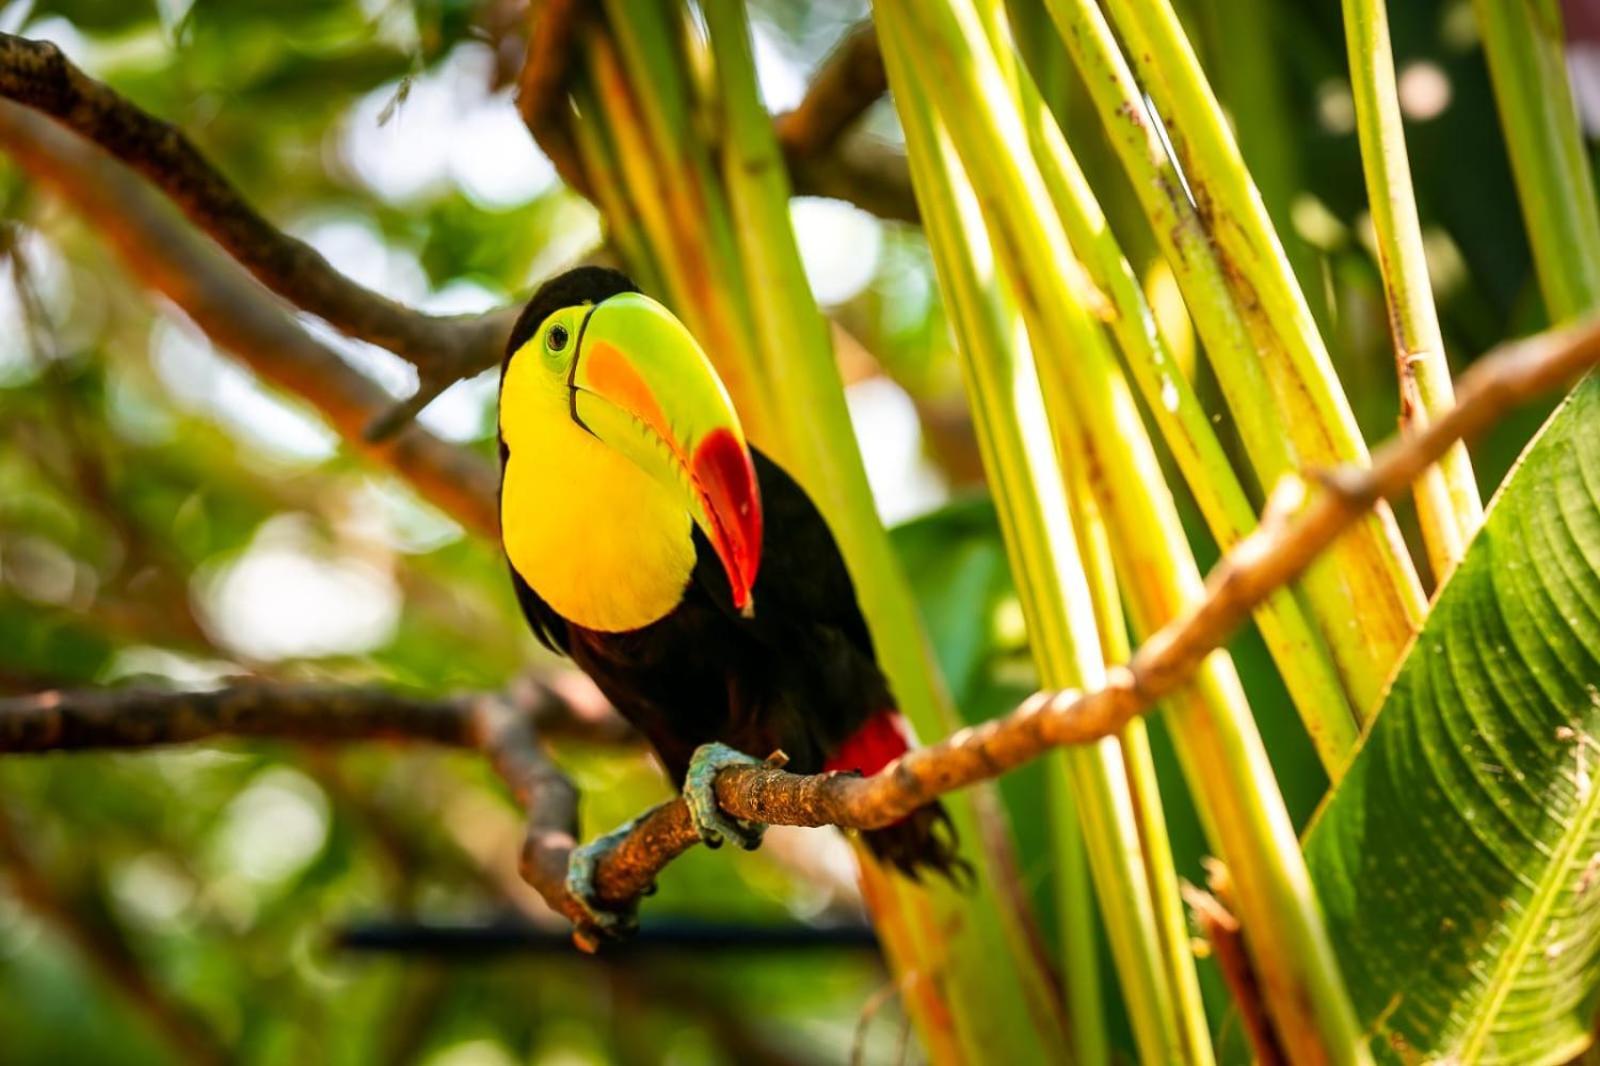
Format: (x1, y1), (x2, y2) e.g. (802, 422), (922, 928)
(774, 22), (886, 161)
(0, 33), (514, 381)
(0, 24), (914, 445)
(0, 101), (503, 537)
(0, 678), (631, 753)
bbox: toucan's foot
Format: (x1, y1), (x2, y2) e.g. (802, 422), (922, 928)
(685, 742), (767, 851)
(564, 818), (645, 950)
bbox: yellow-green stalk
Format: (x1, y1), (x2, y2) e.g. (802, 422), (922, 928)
(1062, 454), (1213, 1066)
(885, 15), (1191, 1057)
(971, 3), (1214, 1057)
(1473, 0), (1600, 321)
(1343, 0), (1482, 578)
(700, 4), (1076, 1059)
(578, 33), (776, 445)
(882, 0), (1369, 1056)
(1042, 0), (1424, 717)
(567, 81), (668, 299)
(999, 0), (1358, 771)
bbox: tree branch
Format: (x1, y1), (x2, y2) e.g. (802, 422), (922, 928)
(1184, 863), (1285, 1066)
(0, 33), (513, 382)
(539, 316), (1600, 912)
(0, 101), (503, 537)
(0, 678), (625, 936)
(0, 678), (631, 753)
(6, 320), (1594, 946)
(515, 0), (591, 197)
(773, 22), (916, 223)
(0, 21), (913, 459)
(510, 9), (916, 223)
(774, 22), (886, 161)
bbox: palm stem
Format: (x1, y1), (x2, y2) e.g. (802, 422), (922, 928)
(883, 0), (1370, 1057)
(702, 4), (1075, 1058)
(885, 15), (1182, 1058)
(1473, 0), (1600, 321)
(1049, 0), (1425, 716)
(1003, 0), (1358, 772)
(1342, 0), (1483, 578)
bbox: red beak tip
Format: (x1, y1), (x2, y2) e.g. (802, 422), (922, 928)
(692, 427), (764, 607)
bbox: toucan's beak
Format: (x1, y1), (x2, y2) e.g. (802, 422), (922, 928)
(568, 292), (763, 614)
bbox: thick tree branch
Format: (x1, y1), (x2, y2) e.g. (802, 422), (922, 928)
(0, 33), (512, 382)
(7, 320), (1594, 946)
(0, 101), (503, 537)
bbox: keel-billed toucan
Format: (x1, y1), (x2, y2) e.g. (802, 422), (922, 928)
(498, 267), (961, 934)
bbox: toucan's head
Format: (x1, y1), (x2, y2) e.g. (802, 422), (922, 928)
(499, 267), (762, 613)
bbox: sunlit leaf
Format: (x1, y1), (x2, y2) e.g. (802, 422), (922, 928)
(1306, 375), (1600, 1064)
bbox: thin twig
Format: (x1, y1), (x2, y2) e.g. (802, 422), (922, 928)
(362, 373), (457, 443)
(1184, 864), (1285, 1066)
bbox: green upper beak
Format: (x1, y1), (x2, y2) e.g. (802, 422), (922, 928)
(567, 292), (763, 614)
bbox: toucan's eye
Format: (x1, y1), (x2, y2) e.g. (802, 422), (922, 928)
(547, 324), (570, 352)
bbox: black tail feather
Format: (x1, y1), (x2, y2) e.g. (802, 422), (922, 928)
(860, 800), (972, 887)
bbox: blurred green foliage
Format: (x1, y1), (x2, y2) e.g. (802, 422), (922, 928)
(0, 0), (1582, 1062)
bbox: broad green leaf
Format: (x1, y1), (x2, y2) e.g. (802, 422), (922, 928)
(1305, 375), (1600, 1064)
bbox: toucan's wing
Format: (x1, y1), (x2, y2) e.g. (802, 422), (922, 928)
(693, 448), (877, 662)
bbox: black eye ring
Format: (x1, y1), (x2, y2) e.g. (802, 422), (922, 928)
(547, 324), (570, 352)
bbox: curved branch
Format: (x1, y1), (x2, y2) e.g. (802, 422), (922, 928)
(559, 315), (1600, 905)
(0, 32), (512, 380)
(0, 678), (626, 934)
(0, 101), (502, 537)
(7, 318), (1593, 946)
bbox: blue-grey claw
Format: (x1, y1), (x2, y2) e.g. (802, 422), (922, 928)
(685, 742), (767, 851)
(563, 820), (641, 949)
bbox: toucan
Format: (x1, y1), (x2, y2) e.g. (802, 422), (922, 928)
(498, 266), (962, 935)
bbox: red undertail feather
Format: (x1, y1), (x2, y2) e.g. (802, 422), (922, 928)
(824, 709), (914, 775)
(827, 711), (969, 886)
